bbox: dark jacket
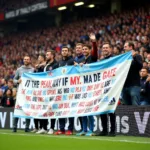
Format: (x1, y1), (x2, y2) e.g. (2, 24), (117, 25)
(1, 96), (14, 107)
(140, 76), (148, 100)
(35, 65), (45, 73)
(124, 54), (143, 87)
(145, 80), (150, 102)
(74, 54), (85, 64)
(84, 55), (97, 64)
(59, 57), (74, 67)
(103, 54), (113, 60)
(44, 60), (59, 72)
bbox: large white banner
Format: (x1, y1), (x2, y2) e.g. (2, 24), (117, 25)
(14, 52), (132, 119)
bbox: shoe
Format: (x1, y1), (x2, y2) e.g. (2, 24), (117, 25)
(109, 131), (116, 137)
(85, 130), (95, 136)
(25, 128), (30, 132)
(65, 130), (73, 135)
(31, 129), (38, 133)
(36, 129), (47, 134)
(96, 131), (108, 136)
(76, 131), (86, 136)
(54, 130), (65, 135)
(47, 129), (54, 135)
(12, 128), (17, 132)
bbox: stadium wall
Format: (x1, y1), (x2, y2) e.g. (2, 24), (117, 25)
(0, 106), (150, 137)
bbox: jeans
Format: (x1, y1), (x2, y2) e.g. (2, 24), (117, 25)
(121, 86), (141, 105)
(13, 117), (30, 129)
(82, 116), (94, 132)
(140, 100), (150, 106)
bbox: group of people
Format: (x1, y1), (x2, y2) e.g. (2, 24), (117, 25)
(0, 8), (150, 81)
(0, 6), (150, 136)
(5, 32), (148, 137)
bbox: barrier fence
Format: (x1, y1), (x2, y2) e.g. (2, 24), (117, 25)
(0, 106), (150, 137)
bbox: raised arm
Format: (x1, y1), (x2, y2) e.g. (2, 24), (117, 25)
(89, 33), (98, 59)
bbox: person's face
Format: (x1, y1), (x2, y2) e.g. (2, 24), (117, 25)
(124, 43), (131, 51)
(46, 52), (52, 61)
(76, 45), (83, 55)
(23, 56), (31, 66)
(0, 90), (3, 97)
(102, 44), (111, 56)
(82, 46), (91, 57)
(38, 55), (44, 63)
(147, 55), (150, 61)
(8, 82), (13, 88)
(143, 62), (148, 67)
(113, 47), (119, 55)
(140, 69), (148, 77)
(147, 61), (150, 67)
(1, 79), (6, 85)
(142, 36), (148, 44)
(61, 48), (69, 57)
(6, 90), (11, 96)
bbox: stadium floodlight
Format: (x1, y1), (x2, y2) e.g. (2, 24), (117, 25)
(74, 2), (84, 6)
(88, 4), (95, 8)
(58, 6), (67, 11)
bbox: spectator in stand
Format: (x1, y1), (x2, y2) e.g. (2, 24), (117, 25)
(0, 78), (8, 93)
(146, 54), (150, 63)
(7, 79), (17, 104)
(1, 88), (14, 107)
(141, 36), (150, 53)
(0, 89), (3, 107)
(148, 61), (150, 73)
(113, 46), (121, 56)
(143, 61), (148, 68)
(122, 41), (143, 105)
(140, 67), (150, 105)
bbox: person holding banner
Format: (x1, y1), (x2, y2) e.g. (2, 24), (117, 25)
(32, 53), (46, 133)
(36, 51), (59, 134)
(122, 41), (143, 105)
(76, 33), (98, 136)
(13, 55), (34, 132)
(55, 46), (74, 135)
(97, 42), (116, 137)
(74, 43), (85, 132)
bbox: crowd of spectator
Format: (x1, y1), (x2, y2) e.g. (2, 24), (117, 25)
(0, 7), (150, 107)
(0, 0), (46, 12)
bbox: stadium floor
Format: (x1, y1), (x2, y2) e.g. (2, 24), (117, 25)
(0, 130), (149, 150)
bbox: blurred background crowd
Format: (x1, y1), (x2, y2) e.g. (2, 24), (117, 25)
(0, 0), (150, 107)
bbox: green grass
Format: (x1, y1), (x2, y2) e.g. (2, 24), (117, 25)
(0, 130), (150, 150)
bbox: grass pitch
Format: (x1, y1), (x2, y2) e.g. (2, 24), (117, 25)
(0, 130), (150, 150)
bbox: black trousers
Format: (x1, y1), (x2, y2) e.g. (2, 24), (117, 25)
(40, 119), (48, 130)
(34, 119), (42, 130)
(78, 117), (83, 131)
(59, 117), (74, 132)
(100, 113), (116, 133)
(50, 119), (56, 130)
